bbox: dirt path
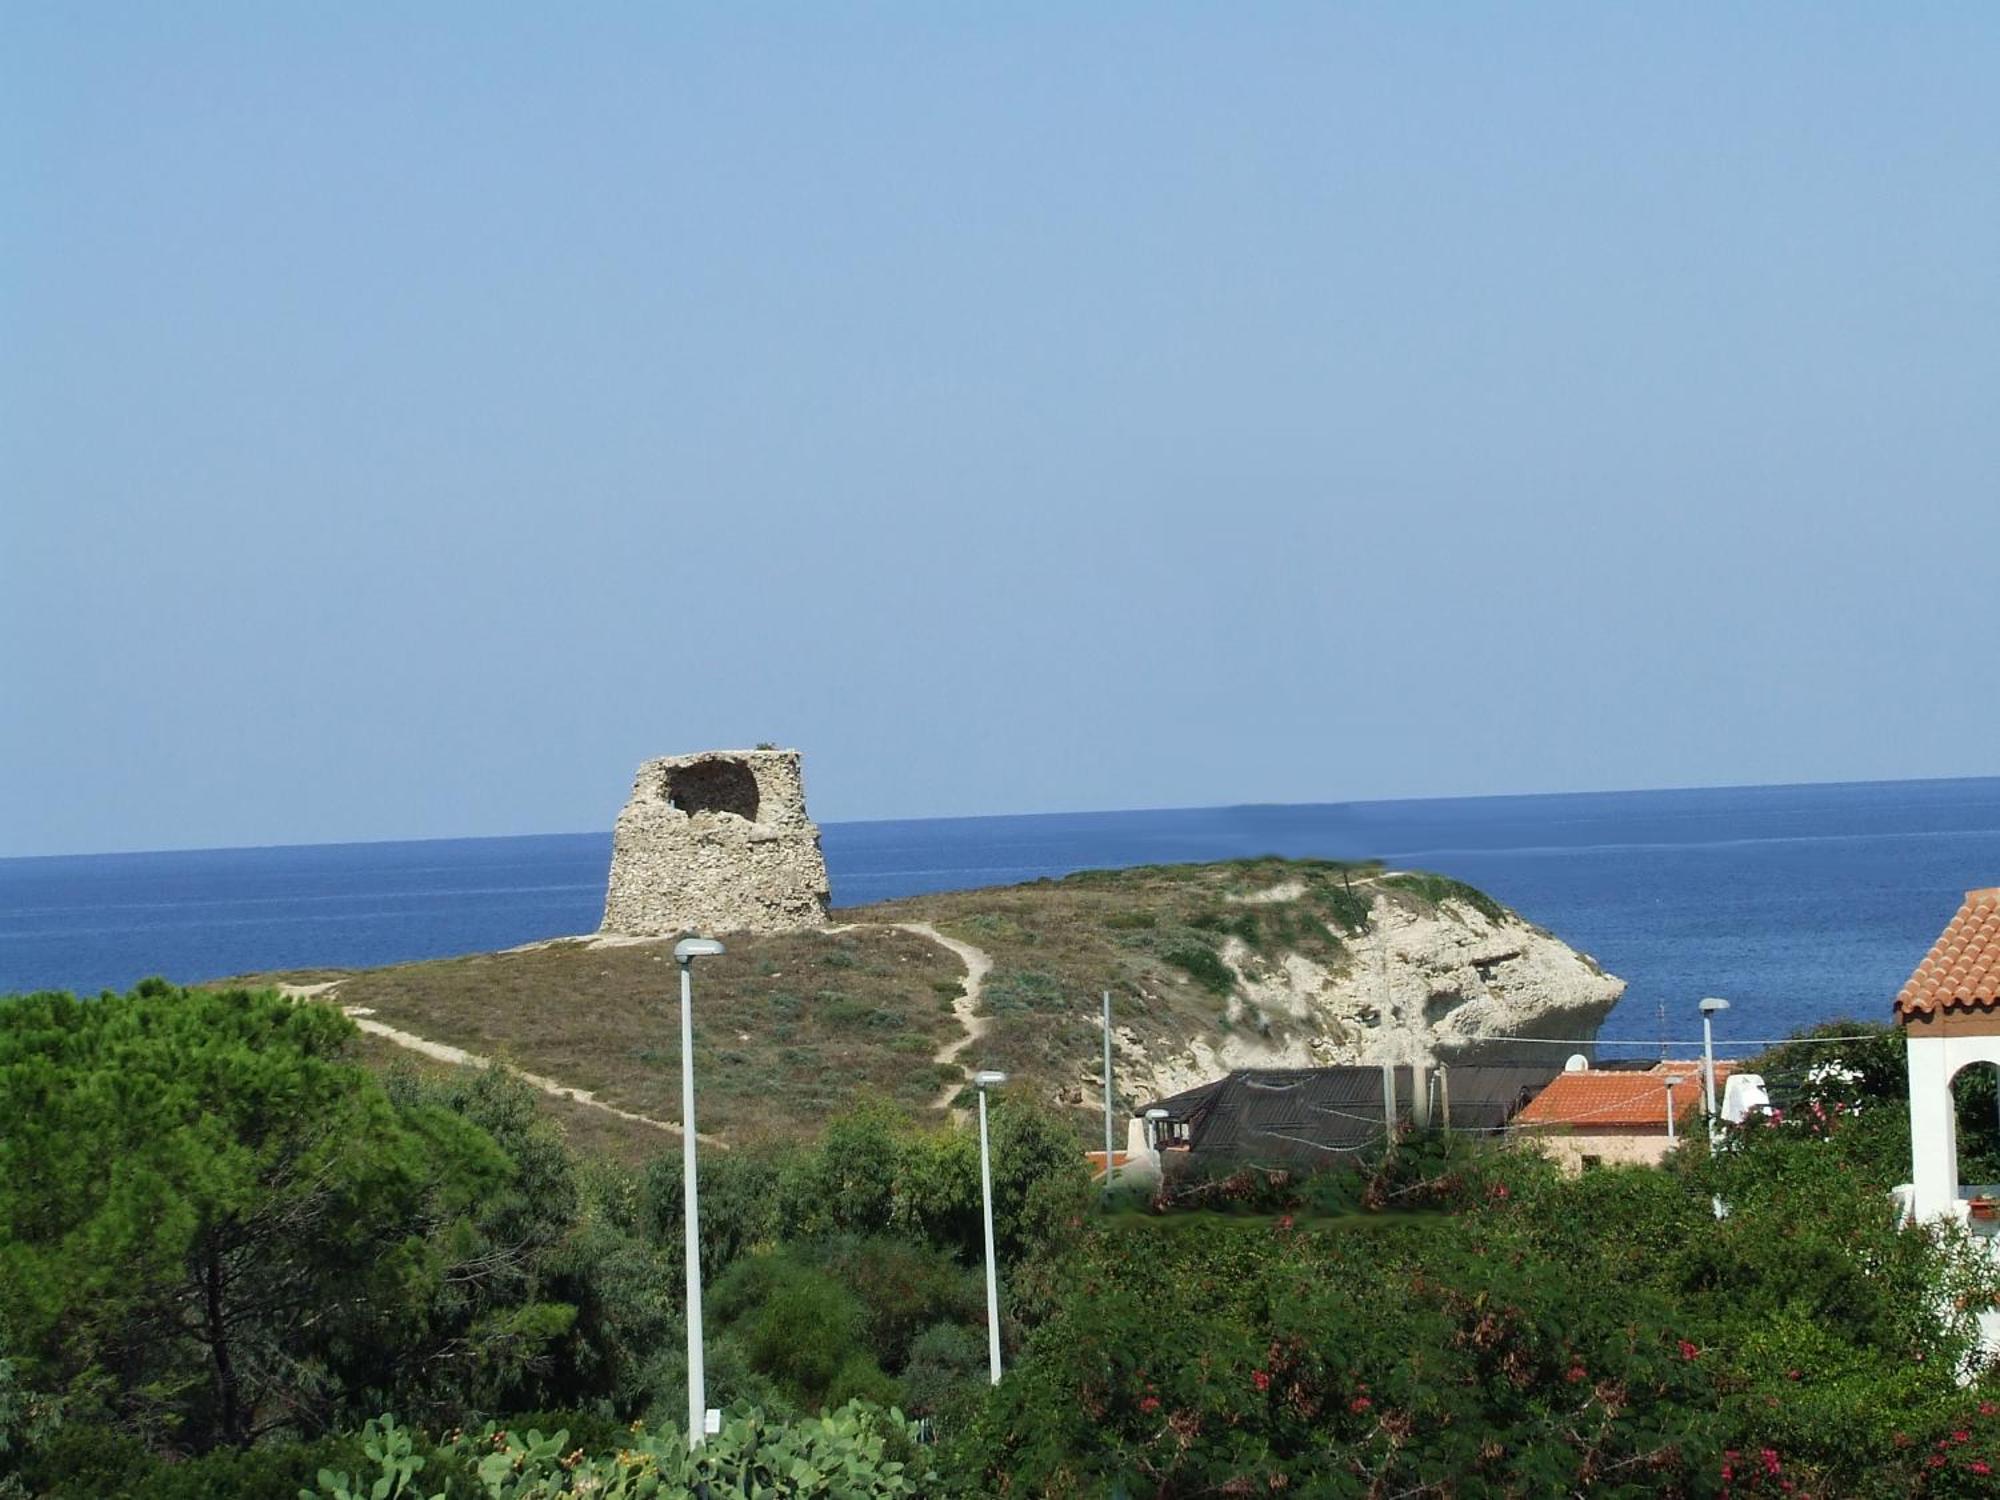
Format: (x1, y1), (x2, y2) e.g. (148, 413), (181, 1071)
(890, 921), (994, 1111)
(278, 982), (727, 1149)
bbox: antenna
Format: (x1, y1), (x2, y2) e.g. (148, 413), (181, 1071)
(1657, 999), (1667, 1062)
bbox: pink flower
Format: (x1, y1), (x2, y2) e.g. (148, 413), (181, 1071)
(1139, 1395), (1161, 1414)
(1252, 1370), (1271, 1392)
(1973, 1460), (1993, 1476)
(1349, 1396), (1372, 1413)
(1761, 1448), (1780, 1475)
(1678, 1339), (1701, 1361)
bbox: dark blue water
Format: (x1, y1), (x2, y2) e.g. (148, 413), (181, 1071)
(6, 777), (1999, 1050)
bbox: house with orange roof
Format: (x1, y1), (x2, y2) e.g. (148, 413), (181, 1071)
(1897, 887), (2000, 1229)
(1510, 1061), (1732, 1173)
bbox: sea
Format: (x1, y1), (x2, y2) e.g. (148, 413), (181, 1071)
(6, 777), (2000, 1056)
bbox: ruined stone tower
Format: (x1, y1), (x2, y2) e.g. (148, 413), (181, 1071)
(600, 748), (831, 936)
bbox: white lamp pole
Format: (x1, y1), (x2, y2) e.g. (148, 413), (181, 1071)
(1699, 997), (1730, 1144)
(974, 1069), (1007, 1385)
(1664, 1075), (1685, 1145)
(674, 936), (725, 1450)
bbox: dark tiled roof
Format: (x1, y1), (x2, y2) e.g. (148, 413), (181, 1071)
(1139, 1064), (1561, 1166)
(1897, 888), (2000, 1018)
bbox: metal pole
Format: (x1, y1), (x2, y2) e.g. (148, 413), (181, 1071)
(680, 959), (706, 1449)
(1704, 1012), (1720, 1152)
(1704, 1016), (1720, 1144)
(1381, 1061), (1397, 1141)
(1665, 1080), (1678, 1145)
(1439, 1064), (1451, 1133)
(1102, 990), (1114, 1187)
(978, 1085), (1002, 1384)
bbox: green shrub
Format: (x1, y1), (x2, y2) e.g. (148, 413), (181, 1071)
(1379, 872), (1506, 924)
(980, 969), (1067, 1014)
(805, 1236), (982, 1372)
(22, 1426), (385, 1500)
(300, 1405), (935, 1499)
(1310, 877), (1374, 934)
(710, 1254), (871, 1410)
(1161, 941), (1234, 996)
(900, 1323), (988, 1432)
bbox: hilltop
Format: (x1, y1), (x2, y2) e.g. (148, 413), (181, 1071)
(234, 857), (1622, 1154)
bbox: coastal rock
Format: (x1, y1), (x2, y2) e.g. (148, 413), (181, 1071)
(600, 749), (830, 937)
(1134, 885), (1623, 1100)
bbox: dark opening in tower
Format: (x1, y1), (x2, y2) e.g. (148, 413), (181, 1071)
(664, 758), (761, 820)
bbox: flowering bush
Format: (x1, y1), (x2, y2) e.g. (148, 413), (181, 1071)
(950, 1216), (1722, 1496)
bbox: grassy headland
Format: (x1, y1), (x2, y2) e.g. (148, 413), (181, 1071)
(227, 857), (1563, 1152)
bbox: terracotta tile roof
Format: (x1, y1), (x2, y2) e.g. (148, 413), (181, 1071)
(1085, 1150), (1132, 1172)
(1896, 889), (2000, 1018)
(1512, 1063), (1731, 1132)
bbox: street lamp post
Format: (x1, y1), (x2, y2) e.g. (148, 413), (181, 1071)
(1699, 997), (1730, 1144)
(974, 1069), (1007, 1385)
(1664, 1075), (1685, 1145)
(674, 936), (725, 1450)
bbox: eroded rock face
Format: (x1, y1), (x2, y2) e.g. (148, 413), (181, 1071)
(600, 749), (830, 936)
(1127, 891), (1623, 1101)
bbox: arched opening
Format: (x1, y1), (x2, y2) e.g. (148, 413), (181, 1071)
(664, 758), (760, 821)
(1954, 1060), (2000, 1190)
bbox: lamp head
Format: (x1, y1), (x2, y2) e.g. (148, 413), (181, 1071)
(674, 937), (726, 963)
(1663, 1075), (1685, 1088)
(1144, 1107), (1169, 1121)
(1699, 996), (1730, 1016)
(973, 1070), (1007, 1089)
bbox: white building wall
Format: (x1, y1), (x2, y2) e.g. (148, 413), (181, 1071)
(1905, 1033), (2000, 1220)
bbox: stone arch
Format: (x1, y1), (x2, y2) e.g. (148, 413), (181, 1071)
(663, 758), (760, 821)
(1908, 1032), (2000, 1219)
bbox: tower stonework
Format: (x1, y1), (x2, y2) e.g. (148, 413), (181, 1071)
(599, 749), (831, 936)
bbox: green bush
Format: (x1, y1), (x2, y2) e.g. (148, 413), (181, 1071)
(805, 1236), (982, 1373)
(1161, 941), (1235, 996)
(900, 1323), (988, 1433)
(710, 1253), (872, 1410)
(21, 1425), (387, 1500)
(1379, 871), (1506, 924)
(297, 1406), (935, 1499)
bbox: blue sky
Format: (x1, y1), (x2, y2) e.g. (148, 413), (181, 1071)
(3, 5), (1995, 856)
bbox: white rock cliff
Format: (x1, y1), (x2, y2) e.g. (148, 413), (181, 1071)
(1120, 886), (1623, 1101)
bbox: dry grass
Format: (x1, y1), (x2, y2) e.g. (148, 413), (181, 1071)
(241, 924), (964, 1146)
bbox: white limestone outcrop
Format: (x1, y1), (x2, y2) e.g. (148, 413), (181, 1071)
(1126, 887), (1623, 1101)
